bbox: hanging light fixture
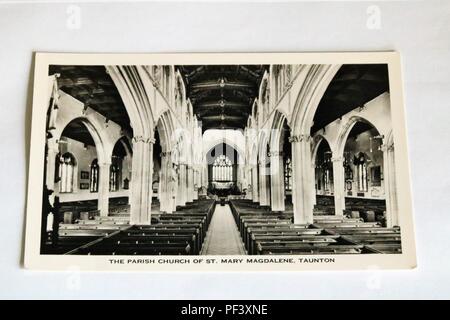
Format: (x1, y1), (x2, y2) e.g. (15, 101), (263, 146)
(219, 77), (226, 88)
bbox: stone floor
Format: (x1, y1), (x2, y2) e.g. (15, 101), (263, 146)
(201, 203), (246, 255)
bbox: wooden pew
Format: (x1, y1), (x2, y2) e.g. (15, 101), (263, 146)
(59, 199), (215, 255)
(249, 234), (339, 255)
(365, 243), (402, 254)
(230, 199), (387, 256)
(79, 244), (191, 255)
(257, 244), (365, 255)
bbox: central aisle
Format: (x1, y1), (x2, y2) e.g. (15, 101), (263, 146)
(201, 203), (246, 255)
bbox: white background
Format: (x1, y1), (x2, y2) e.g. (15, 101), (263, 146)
(0, 0), (449, 299)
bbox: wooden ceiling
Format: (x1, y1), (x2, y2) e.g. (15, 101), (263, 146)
(177, 65), (268, 131)
(50, 64), (387, 144)
(312, 64), (389, 134)
(61, 120), (95, 146)
(348, 121), (377, 138)
(49, 65), (131, 144)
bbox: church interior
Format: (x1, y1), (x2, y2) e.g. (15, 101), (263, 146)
(41, 63), (402, 256)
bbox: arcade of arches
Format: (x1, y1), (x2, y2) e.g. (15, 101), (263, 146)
(42, 63), (401, 255)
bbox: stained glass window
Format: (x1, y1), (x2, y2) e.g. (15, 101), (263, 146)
(90, 159), (99, 192)
(110, 156), (122, 191)
(212, 155), (233, 182)
(356, 153), (369, 192)
(284, 158), (292, 191)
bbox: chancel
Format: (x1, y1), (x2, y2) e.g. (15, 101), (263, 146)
(40, 63), (402, 256)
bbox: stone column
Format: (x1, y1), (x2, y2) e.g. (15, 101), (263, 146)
(332, 156), (346, 216)
(193, 168), (199, 200)
(157, 170), (162, 202)
(270, 151), (285, 212)
(311, 163), (317, 207)
(245, 165), (253, 200)
(290, 134), (314, 225)
(130, 136), (154, 225)
(159, 151), (170, 213)
(168, 164), (177, 213)
(258, 159), (270, 207)
(251, 165), (259, 203)
(202, 161), (208, 189)
(98, 161), (111, 217)
(177, 163), (187, 206)
(46, 139), (59, 191)
(382, 143), (399, 227)
(186, 165), (194, 203)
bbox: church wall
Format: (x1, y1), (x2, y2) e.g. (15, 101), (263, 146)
(52, 91), (133, 203)
(55, 91), (125, 160)
(343, 130), (384, 199)
(121, 154), (132, 190)
(312, 92), (392, 201)
(316, 92), (391, 151)
(57, 137), (130, 203)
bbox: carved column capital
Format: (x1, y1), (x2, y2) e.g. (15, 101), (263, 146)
(380, 143), (394, 152)
(47, 139), (59, 152)
(331, 156), (345, 163)
(289, 134), (311, 143)
(268, 151), (283, 157)
(132, 136), (156, 144)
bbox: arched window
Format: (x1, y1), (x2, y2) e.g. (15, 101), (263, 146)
(284, 157), (292, 191)
(354, 153), (369, 192)
(212, 155), (233, 182)
(323, 152), (333, 192)
(164, 66), (171, 98)
(90, 159), (99, 192)
(110, 156), (122, 192)
(59, 153), (76, 193)
(324, 167), (331, 191)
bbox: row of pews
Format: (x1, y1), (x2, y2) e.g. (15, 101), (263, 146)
(314, 216), (402, 254)
(344, 197), (387, 226)
(316, 195), (388, 226)
(62, 199), (216, 255)
(43, 202), (132, 254)
(45, 198), (156, 254)
(229, 199), (402, 255)
(314, 195), (335, 215)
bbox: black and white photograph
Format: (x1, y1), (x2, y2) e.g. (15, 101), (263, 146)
(23, 53), (416, 270)
(2, 0), (449, 301)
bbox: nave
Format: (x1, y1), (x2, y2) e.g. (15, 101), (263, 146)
(47, 199), (215, 255)
(229, 199), (401, 255)
(201, 204), (246, 255)
(43, 196), (401, 255)
(41, 63), (402, 255)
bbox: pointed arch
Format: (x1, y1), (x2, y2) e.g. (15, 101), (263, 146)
(335, 115), (382, 159)
(291, 64), (342, 136)
(259, 72), (270, 123)
(106, 65), (156, 224)
(57, 117), (107, 164)
(311, 134), (333, 164)
(269, 110), (288, 153)
(106, 65), (154, 140)
(155, 110), (176, 153)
